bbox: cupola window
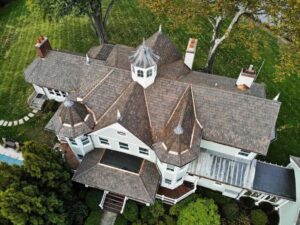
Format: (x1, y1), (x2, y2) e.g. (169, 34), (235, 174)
(147, 69), (152, 77)
(137, 70), (144, 77)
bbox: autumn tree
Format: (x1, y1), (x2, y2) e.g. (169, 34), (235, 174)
(28, 0), (116, 44)
(140, 0), (293, 73)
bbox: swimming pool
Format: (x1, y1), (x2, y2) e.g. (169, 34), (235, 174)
(0, 154), (23, 166)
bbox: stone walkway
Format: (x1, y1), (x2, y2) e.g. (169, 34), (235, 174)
(0, 109), (38, 127)
(100, 211), (117, 225)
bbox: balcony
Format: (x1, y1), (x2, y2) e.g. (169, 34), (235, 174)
(156, 179), (198, 205)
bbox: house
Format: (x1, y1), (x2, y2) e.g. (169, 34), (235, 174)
(24, 29), (300, 225)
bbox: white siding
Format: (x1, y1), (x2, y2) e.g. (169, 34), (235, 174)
(201, 140), (256, 160)
(158, 159), (190, 189)
(90, 123), (157, 163)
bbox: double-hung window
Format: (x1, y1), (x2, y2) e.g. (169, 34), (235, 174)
(167, 164), (175, 172)
(147, 69), (152, 77)
(119, 142), (129, 150)
(99, 137), (109, 145)
(139, 147), (149, 155)
(69, 138), (77, 146)
(81, 136), (90, 145)
(165, 179), (172, 184)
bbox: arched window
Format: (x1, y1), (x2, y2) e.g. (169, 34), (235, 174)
(137, 70), (144, 77)
(147, 69), (152, 77)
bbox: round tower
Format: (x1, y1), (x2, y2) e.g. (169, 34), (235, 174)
(128, 40), (160, 88)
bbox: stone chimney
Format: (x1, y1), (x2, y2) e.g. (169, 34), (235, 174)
(184, 38), (198, 70)
(236, 65), (257, 90)
(35, 35), (52, 58)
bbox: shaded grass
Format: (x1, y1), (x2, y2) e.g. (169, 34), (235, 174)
(0, 0), (299, 163)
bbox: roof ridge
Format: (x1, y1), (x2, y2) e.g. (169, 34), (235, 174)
(166, 86), (190, 127)
(82, 69), (115, 101)
(96, 81), (135, 124)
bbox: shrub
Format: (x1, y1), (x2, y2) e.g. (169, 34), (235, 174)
(169, 194), (198, 216)
(222, 202), (239, 221)
(123, 201), (139, 222)
(240, 197), (255, 209)
(114, 215), (128, 225)
(177, 198), (220, 225)
(41, 100), (60, 113)
(68, 201), (89, 225)
(84, 210), (101, 225)
(251, 209), (268, 225)
(85, 189), (103, 210)
(268, 210), (279, 225)
(163, 215), (176, 225)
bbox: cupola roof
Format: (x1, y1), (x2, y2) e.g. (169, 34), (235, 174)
(129, 40), (160, 68)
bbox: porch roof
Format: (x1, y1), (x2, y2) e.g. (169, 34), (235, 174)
(72, 149), (160, 204)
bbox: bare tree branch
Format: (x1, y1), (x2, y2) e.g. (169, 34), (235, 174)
(103, 0), (116, 27)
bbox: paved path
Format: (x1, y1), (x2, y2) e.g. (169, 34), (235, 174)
(100, 211), (117, 225)
(0, 109), (38, 127)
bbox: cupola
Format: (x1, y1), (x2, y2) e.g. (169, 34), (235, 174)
(128, 40), (160, 88)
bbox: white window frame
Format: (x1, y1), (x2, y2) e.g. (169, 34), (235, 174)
(177, 177), (183, 182)
(166, 164), (175, 172)
(165, 179), (172, 185)
(137, 70), (144, 77)
(139, 147), (149, 155)
(99, 137), (109, 145)
(119, 142), (129, 150)
(69, 138), (77, 146)
(238, 150), (250, 157)
(81, 136), (90, 146)
(147, 69), (152, 77)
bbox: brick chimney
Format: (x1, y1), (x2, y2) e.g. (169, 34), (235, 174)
(184, 38), (198, 70)
(236, 65), (257, 90)
(35, 35), (52, 58)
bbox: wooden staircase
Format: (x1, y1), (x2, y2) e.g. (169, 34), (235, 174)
(103, 192), (125, 213)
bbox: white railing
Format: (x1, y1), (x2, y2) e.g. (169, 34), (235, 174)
(156, 177), (199, 205)
(99, 190), (109, 209)
(120, 197), (128, 214)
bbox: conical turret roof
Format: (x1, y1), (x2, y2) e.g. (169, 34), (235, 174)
(45, 99), (95, 138)
(129, 40), (160, 68)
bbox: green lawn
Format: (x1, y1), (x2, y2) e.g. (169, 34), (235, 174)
(0, 0), (299, 164)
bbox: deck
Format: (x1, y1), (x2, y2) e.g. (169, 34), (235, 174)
(157, 181), (194, 199)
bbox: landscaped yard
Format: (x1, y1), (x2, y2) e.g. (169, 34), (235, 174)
(0, 0), (299, 164)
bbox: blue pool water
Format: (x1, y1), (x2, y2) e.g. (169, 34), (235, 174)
(0, 154), (23, 166)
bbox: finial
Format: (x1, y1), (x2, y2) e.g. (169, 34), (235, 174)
(86, 54), (90, 65)
(273, 93), (280, 101)
(159, 24), (162, 32)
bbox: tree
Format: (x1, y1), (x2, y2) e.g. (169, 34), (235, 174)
(123, 201), (139, 222)
(28, 0), (116, 44)
(140, 0), (287, 73)
(177, 198), (220, 225)
(250, 209), (268, 225)
(0, 142), (73, 225)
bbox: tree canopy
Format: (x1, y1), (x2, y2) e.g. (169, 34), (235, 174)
(28, 0), (116, 44)
(140, 0), (300, 73)
(0, 142), (73, 225)
(177, 198), (220, 225)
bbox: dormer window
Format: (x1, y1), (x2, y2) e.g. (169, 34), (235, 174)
(147, 69), (152, 77)
(137, 70), (144, 77)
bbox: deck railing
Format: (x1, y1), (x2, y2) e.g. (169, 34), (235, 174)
(99, 190), (109, 209)
(156, 177), (199, 205)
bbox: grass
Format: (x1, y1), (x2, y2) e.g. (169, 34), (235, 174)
(0, 0), (299, 164)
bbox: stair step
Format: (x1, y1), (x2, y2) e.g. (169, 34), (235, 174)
(106, 196), (124, 203)
(105, 198), (123, 205)
(107, 193), (125, 200)
(104, 201), (123, 209)
(103, 205), (122, 213)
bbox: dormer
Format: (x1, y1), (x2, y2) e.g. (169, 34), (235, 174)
(128, 40), (160, 88)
